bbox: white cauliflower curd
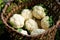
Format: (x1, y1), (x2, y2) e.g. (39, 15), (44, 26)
(25, 19), (38, 31)
(41, 16), (50, 30)
(21, 9), (32, 20)
(32, 6), (46, 19)
(31, 29), (45, 36)
(10, 14), (25, 28)
(17, 29), (28, 35)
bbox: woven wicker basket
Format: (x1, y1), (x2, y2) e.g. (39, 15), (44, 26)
(1, 0), (60, 40)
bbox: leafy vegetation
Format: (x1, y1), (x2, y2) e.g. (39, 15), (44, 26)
(0, 0), (5, 36)
(6, 3), (17, 13)
(49, 16), (54, 27)
(15, 0), (32, 3)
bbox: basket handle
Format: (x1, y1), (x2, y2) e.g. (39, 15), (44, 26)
(2, 0), (14, 13)
(1, 2), (12, 22)
(56, 16), (60, 29)
(56, 0), (60, 5)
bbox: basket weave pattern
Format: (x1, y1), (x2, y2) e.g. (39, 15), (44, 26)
(1, 0), (60, 40)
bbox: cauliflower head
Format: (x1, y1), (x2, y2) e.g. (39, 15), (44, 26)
(25, 19), (38, 31)
(41, 16), (50, 30)
(31, 29), (45, 36)
(21, 9), (32, 20)
(32, 6), (46, 19)
(10, 14), (25, 28)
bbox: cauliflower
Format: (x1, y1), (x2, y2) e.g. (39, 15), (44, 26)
(32, 6), (46, 19)
(31, 29), (45, 36)
(21, 9), (32, 20)
(41, 16), (50, 30)
(10, 14), (25, 28)
(17, 29), (28, 35)
(25, 19), (38, 31)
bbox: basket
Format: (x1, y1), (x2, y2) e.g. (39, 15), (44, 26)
(1, 0), (60, 40)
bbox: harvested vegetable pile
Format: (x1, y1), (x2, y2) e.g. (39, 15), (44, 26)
(9, 4), (54, 36)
